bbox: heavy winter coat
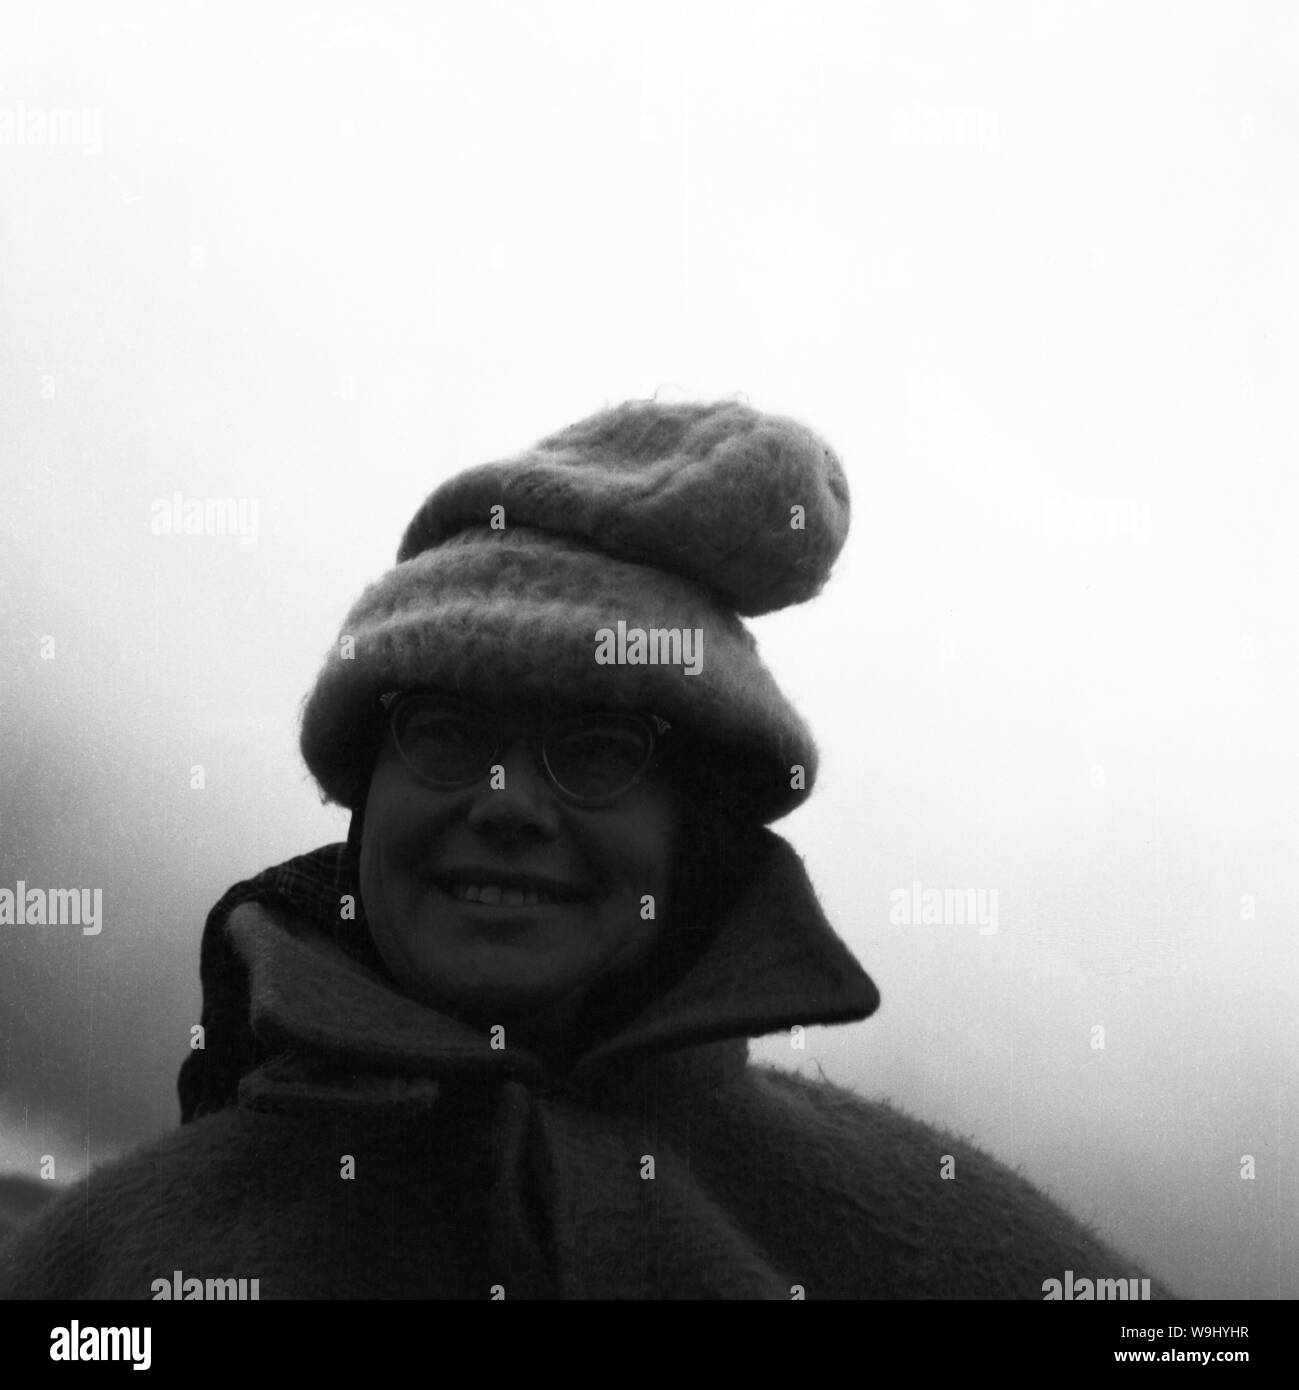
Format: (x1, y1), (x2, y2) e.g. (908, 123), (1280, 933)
(0, 833), (1170, 1300)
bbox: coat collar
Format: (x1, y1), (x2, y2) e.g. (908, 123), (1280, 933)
(190, 829), (880, 1114)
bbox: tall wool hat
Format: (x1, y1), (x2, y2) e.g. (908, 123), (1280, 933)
(299, 399), (850, 823)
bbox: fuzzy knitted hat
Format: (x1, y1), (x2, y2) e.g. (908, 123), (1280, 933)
(299, 399), (850, 822)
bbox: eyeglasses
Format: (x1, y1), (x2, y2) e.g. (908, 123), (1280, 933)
(380, 691), (670, 806)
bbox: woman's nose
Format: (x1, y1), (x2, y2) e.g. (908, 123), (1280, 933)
(464, 736), (560, 838)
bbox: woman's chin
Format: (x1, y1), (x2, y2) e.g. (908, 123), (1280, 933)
(401, 961), (587, 1031)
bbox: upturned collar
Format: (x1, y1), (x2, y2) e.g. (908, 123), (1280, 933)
(181, 829), (880, 1117)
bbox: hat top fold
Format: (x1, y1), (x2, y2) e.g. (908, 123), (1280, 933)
(397, 399), (850, 617)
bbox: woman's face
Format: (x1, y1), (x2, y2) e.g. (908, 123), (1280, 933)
(358, 694), (680, 1042)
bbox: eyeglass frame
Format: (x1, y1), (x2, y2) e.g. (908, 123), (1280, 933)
(377, 689), (673, 807)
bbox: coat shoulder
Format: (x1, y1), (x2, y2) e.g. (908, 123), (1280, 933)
(0, 1109), (287, 1300)
(712, 1062), (1176, 1299)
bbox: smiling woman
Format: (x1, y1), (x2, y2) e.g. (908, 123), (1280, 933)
(0, 398), (1174, 1299)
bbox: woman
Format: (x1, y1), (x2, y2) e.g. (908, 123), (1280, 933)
(0, 399), (1172, 1299)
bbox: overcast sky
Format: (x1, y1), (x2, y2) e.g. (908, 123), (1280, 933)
(1, 1), (1296, 1300)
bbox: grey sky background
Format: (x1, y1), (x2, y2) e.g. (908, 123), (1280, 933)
(2, 1), (1296, 1300)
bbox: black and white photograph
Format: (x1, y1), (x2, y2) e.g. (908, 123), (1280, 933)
(0, 0), (1293, 1357)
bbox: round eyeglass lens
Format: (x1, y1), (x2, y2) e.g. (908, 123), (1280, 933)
(545, 716), (653, 800)
(396, 703), (496, 784)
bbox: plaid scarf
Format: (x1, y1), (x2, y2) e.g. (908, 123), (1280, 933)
(177, 841), (390, 1122)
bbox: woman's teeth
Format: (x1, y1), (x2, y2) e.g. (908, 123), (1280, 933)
(449, 883), (552, 906)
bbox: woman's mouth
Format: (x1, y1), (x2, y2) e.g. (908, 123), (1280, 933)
(430, 874), (590, 908)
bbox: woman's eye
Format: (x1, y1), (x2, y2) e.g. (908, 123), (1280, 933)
(401, 712), (492, 770)
(558, 729), (645, 768)
(584, 733), (635, 758)
(419, 717), (473, 743)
